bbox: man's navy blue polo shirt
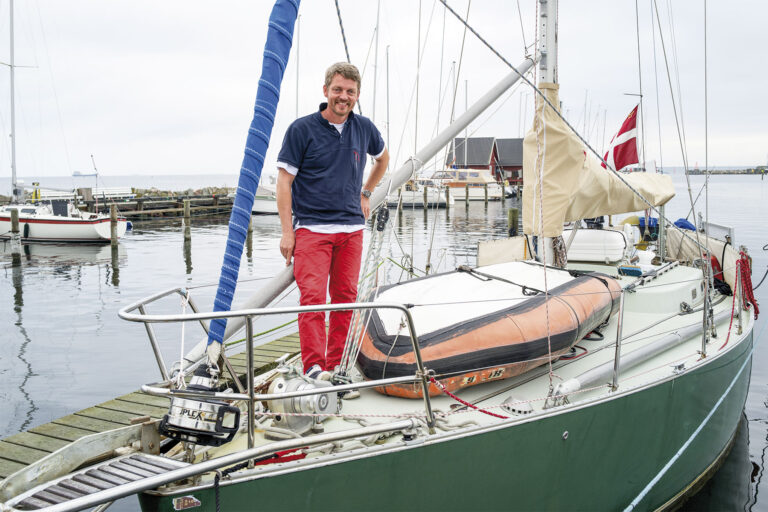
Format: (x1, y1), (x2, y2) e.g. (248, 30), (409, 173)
(277, 103), (385, 227)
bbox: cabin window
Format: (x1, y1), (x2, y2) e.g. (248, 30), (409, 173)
(21, 208), (36, 214)
(470, 172), (479, 178)
(459, 172), (467, 180)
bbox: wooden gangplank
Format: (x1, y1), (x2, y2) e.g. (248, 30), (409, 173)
(0, 335), (300, 480)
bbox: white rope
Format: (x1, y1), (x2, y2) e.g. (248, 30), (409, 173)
(533, 90), (555, 391)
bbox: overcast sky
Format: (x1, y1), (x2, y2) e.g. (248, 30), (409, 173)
(1, 0), (766, 182)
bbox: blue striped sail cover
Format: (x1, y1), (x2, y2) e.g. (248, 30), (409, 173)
(207, 0), (300, 346)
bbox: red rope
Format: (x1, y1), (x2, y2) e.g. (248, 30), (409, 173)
(739, 251), (760, 319)
(719, 252), (759, 351)
(253, 448), (307, 466)
(429, 377), (509, 419)
(718, 276), (739, 351)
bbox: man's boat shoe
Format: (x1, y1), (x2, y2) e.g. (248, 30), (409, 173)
(305, 364), (332, 381)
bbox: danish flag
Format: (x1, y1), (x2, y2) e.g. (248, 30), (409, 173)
(602, 105), (639, 171)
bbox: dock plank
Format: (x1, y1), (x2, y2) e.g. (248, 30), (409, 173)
(98, 399), (169, 419)
(261, 343), (300, 353)
(2, 432), (69, 454)
(54, 414), (126, 433)
(117, 392), (171, 408)
(256, 340), (300, 350)
(29, 423), (95, 442)
(0, 458), (27, 479)
(73, 407), (153, 426)
(0, 442), (49, 465)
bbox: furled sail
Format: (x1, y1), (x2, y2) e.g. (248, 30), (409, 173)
(522, 83), (674, 237)
(207, 0), (300, 350)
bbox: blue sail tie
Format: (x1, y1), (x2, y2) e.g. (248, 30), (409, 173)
(207, 0), (300, 346)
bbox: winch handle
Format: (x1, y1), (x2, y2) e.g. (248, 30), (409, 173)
(215, 404), (241, 440)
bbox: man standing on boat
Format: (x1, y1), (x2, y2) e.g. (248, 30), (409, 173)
(276, 62), (389, 379)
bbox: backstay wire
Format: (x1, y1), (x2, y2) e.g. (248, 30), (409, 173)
(333, 0), (363, 115)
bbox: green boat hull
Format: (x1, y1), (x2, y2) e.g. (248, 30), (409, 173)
(140, 334), (752, 512)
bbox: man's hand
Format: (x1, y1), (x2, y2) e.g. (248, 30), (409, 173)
(361, 194), (371, 220)
(276, 168), (296, 265)
(280, 230), (295, 265)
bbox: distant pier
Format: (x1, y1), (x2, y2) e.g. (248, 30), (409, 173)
(83, 193), (235, 220)
(1, 186), (237, 221)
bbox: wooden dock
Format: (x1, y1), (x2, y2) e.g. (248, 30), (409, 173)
(83, 194), (235, 221)
(0, 334), (300, 480)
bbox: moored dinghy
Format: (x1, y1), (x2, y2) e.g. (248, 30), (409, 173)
(358, 261), (622, 397)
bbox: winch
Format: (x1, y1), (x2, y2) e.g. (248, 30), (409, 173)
(265, 365), (339, 439)
(159, 363), (240, 447)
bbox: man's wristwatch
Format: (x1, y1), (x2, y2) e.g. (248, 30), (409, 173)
(361, 189), (372, 198)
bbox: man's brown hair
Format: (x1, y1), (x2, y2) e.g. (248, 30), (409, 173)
(324, 62), (362, 91)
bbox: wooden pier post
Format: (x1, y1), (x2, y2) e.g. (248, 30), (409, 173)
(465, 184), (470, 203)
(423, 186), (429, 208)
(110, 204), (118, 247)
(183, 200), (192, 241)
(484, 184), (489, 204)
(508, 207), (519, 237)
(10, 209), (21, 266)
(445, 187), (451, 210)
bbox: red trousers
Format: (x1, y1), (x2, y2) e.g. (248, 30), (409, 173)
(293, 229), (363, 372)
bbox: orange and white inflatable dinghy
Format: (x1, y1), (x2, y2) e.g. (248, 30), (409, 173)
(357, 261), (622, 398)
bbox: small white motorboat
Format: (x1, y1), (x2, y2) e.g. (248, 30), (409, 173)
(0, 201), (127, 243)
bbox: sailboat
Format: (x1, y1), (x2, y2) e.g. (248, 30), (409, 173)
(0, 1), (757, 511)
(0, 0), (127, 244)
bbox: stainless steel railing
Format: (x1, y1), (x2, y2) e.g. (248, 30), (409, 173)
(119, 297), (438, 442)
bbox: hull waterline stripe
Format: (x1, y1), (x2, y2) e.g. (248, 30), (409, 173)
(625, 318), (762, 511)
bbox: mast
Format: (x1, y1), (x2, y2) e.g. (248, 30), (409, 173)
(414, 0), (421, 155)
(464, 81), (468, 169)
(537, 0), (558, 84)
(536, 0), (558, 262)
(386, 45), (390, 173)
(10, 0), (19, 203)
(372, 1), (380, 125)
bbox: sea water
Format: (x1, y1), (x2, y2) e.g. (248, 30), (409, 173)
(1, 173), (766, 510)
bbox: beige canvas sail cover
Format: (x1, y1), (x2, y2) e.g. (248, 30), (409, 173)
(522, 83), (675, 237)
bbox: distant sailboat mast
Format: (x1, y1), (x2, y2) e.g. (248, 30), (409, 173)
(9, 0), (19, 203)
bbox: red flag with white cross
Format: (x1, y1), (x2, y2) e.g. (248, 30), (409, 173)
(602, 105), (639, 171)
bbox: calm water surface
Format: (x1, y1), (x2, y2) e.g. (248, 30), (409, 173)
(1, 174), (766, 510)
